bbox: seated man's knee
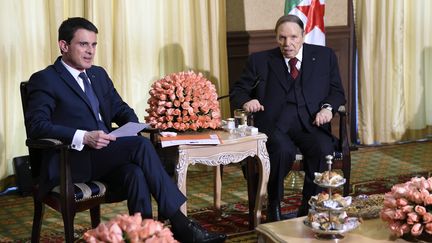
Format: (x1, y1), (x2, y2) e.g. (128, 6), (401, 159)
(267, 132), (296, 162)
(121, 164), (145, 184)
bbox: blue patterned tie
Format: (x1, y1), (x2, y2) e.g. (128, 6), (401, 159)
(78, 72), (108, 132)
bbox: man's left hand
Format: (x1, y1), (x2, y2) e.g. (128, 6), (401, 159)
(313, 109), (333, 126)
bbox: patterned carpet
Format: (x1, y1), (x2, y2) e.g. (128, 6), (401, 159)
(0, 141), (431, 242)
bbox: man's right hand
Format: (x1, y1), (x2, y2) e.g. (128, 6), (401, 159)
(242, 99), (264, 113)
(83, 131), (116, 149)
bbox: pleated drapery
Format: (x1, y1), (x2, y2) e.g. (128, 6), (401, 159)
(354, 0), (432, 144)
(0, 0), (229, 188)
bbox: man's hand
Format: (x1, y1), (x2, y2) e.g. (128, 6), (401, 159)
(242, 99), (264, 113)
(83, 130), (116, 149)
(314, 109), (333, 126)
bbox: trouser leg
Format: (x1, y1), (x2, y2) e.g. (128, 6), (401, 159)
(266, 128), (297, 204)
(91, 136), (186, 219)
(103, 163), (153, 218)
(292, 127), (334, 212)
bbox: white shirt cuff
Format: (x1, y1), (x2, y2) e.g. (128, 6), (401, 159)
(71, 129), (86, 151)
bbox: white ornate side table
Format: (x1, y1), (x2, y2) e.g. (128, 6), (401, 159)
(175, 130), (270, 227)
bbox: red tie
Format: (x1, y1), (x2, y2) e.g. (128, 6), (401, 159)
(289, 58), (299, 79)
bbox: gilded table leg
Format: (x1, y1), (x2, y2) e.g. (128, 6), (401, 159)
(176, 149), (189, 215)
(255, 138), (270, 227)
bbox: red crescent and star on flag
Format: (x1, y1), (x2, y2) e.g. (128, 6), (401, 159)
(297, 0), (325, 34)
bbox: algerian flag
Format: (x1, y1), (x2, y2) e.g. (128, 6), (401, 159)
(284, 0), (326, 46)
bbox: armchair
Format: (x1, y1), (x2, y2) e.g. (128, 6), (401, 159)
(242, 105), (351, 221)
(290, 105), (351, 196)
(20, 81), (126, 243)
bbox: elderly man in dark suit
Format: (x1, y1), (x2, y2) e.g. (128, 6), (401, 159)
(25, 17), (226, 243)
(230, 15), (346, 221)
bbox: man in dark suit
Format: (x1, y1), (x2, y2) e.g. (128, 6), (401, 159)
(230, 15), (346, 221)
(25, 17), (226, 243)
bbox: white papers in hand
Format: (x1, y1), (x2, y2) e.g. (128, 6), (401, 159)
(109, 122), (150, 138)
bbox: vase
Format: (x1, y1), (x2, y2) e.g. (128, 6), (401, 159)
(402, 232), (432, 242)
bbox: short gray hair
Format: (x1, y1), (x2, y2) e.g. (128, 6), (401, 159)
(274, 15), (304, 33)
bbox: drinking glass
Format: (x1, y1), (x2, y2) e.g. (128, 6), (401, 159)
(234, 109), (248, 127)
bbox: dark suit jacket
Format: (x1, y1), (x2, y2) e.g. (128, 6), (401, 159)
(25, 56), (138, 197)
(230, 44), (346, 136)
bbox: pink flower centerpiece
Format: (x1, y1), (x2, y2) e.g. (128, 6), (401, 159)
(145, 71), (222, 131)
(83, 213), (177, 243)
(380, 177), (432, 240)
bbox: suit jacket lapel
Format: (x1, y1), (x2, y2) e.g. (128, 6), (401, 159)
(300, 44), (317, 87)
(53, 58), (93, 110)
(268, 49), (291, 93)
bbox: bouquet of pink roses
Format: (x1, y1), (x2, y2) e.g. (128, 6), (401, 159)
(145, 71), (222, 131)
(380, 177), (432, 238)
(83, 213), (177, 243)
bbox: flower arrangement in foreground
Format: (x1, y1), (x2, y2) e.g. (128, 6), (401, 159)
(83, 213), (177, 243)
(145, 71), (222, 131)
(380, 177), (432, 238)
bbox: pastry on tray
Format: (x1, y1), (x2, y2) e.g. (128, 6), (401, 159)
(314, 171), (345, 186)
(305, 210), (360, 232)
(309, 192), (352, 210)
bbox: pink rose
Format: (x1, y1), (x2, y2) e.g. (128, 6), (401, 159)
(396, 198), (409, 207)
(420, 179), (431, 191)
(389, 222), (410, 237)
(399, 223), (411, 236)
(425, 222), (432, 234)
(410, 191), (424, 204)
(173, 100), (181, 107)
(415, 205), (427, 216)
(173, 109), (181, 116)
(166, 108), (174, 116)
(407, 212), (420, 225)
(156, 106), (166, 115)
(394, 209), (407, 220)
(381, 208), (396, 222)
(187, 107), (194, 115)
(392, 184), (408, 197)
(420, 188), (430, 199)
(402, 205), (414, 213)
(169, 93), (176, 101)
(423, 213), (432, 223)
(388, 221), (403, 236)
(189, 123), (198, 131)
(424, 195), (432, 205)
(411, 223), (424, 236)
(427, 178), (432, 189)
(383, 194), (397, 208)
(179, 123), (186, 130)
(211, 111), (221, 119)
